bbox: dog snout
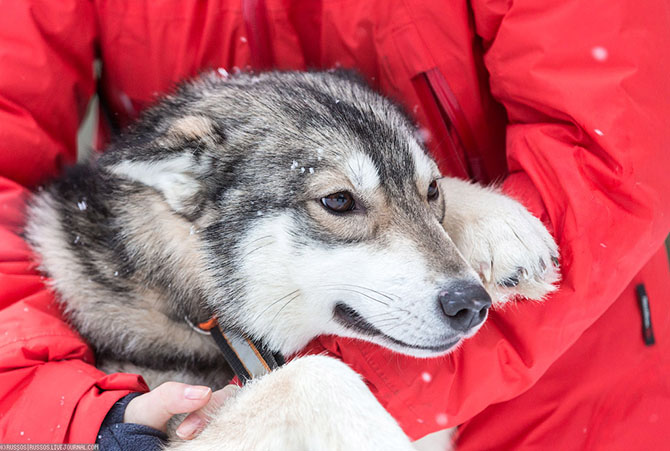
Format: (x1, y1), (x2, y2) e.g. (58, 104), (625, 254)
(438, 281), (492, 332)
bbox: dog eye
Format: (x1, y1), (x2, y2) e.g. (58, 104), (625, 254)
(321, 191), (356, 213)
(427, 180), (439, 201)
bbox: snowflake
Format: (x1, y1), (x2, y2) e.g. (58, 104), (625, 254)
(591, 46), (608, 62)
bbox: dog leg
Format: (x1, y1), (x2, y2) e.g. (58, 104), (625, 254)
(165, 355), (414, 451)
(438, 177), (560, 305)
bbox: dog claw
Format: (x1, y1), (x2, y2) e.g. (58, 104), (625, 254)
(499, 267), (530, 288)
(478, 261), (492, 283)
(500, 275), (520, 288)
(520, 267), (530, 280)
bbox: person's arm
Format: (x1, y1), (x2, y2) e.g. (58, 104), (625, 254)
(312, 0), (670, 440)
(0, 1), (149, 443)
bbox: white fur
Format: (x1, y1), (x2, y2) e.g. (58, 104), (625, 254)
(235, 213), (480, 357)
(165, 356), (414, 451)
(344, 152), (381, 194)
(409, 141), (440, 188)
(109, 156), (199, 213)
(413, 429), (455, 451)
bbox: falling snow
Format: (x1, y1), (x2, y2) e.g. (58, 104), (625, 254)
(421, 371), (432, 383)
(77, 200), (87, 211)
(256, 211), (263, 216)
(217, 67), (229, 78)
(114, 271), (119, 276)
(435, 413), (449, 426)
(240, 36), (248, 43)
(20, 431), (24, 436)
(600, 243), (607, 248)
(417, 128), (431, 144)
(118, 92), (135, 115)
(591, 46), (608, 62)
(24, 307), (29, 312)
(189, 225), (196, 236)
(594, 129), (604, 136)
(309, 168), (315, 174)
(74, 235), (80, 244)
(300, 167), (305, 173)
(290, 160), (299, 170)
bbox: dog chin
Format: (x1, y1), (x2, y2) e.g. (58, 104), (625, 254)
(332, 303), (464, 358)
(374, 336), (464, 358)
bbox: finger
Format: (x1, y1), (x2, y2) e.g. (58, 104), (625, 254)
(124, 382), (212, 432)
(175, 385), (240, 440)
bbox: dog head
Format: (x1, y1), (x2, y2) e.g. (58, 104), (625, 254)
(103, 71), (490, 357)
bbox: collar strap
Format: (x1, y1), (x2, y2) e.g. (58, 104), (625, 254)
(198, 318), (285, 385)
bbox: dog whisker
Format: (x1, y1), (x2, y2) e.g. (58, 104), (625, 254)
(241, 235), (274, 247)
(268, 292), (301, 325)
(318, 287), (390, 307)
(321, 283), (401, 302)
(360, 311), (400, 321)
(240, 240), (275, 259)
(250, 289), (300, 326)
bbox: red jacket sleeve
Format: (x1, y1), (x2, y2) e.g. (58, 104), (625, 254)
(0, 2), (148, 443)
(311, 0), (670, 440)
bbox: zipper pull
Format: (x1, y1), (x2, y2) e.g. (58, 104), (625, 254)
(636, 284), (655, 346)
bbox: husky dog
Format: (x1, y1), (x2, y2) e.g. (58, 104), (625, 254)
(25, 71), (559, 450)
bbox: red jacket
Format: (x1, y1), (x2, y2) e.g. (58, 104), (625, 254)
(1, 1), (669, 449)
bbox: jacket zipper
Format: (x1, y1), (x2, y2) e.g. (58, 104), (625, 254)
(420, 68), (489, 183)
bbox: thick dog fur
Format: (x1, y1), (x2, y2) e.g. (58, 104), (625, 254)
(25, 71), (559, 449)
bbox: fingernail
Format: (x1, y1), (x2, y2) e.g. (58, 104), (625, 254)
(176, 417), (204, 439)
(184, 386), (210, 400)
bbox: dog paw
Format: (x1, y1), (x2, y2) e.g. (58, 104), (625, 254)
(439, 178), (560, 305)
(468, 204), (560, 305)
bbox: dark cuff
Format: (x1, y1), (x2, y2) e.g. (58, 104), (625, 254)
(96, 392), (168, 451)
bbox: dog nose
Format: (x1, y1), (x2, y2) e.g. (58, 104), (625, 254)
(439, 281), (492, 332)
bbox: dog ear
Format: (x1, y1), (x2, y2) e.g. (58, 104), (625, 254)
(106, 115), (222, 217)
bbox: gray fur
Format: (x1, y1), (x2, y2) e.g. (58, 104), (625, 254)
(25, 70), (558, 392)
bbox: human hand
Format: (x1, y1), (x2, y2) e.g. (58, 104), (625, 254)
(124, 382), (239, 440)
